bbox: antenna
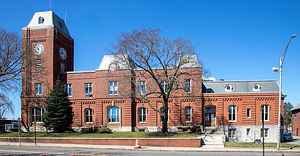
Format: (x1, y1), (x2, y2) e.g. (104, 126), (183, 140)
(49, 0), (51, 11)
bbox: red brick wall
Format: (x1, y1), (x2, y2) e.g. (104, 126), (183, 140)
(0, 137), (201, 147)
(292, 109), (300, 136)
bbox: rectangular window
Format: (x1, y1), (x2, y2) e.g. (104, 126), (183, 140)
(185, 107), (192, 122)
(31, 107), (45, 122)
(138, 107), (147, 123)
(247, 128), (250, 136)
(161, 81), (168, 93)
(65, 84), (72, 97)
(295, 112), (297, 118)
(35, 59), (41, 73)
(85, 108), (93, 123)
(261, 128), (269, 138)
(261, 105), (269, 121)
(85, 83), (92, 96)
(228, 105), (236, 122)
(228, 129), (236, 139)
(138, 81), (146, 95)
(61, 63), (65, 73)
(109, 82), (118, 95)
(185, 79), (191, 93)
(35, 83), (42, 95)
(247, 109), (251, 118)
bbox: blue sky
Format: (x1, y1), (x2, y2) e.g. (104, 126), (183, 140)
(1, 0), (300, 119)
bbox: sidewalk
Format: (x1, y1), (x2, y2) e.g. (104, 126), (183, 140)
(0, 142), (299, 153)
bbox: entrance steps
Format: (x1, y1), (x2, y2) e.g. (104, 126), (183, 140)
(200, 129), (225, 148)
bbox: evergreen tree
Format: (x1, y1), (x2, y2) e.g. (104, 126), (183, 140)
(43, 78), (73, 132)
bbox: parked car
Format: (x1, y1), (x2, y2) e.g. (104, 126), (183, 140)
(283, 133), (293, 141)
(254, 139), (262, 144)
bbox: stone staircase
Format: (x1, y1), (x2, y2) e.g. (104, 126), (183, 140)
(200, 128), (225, 148)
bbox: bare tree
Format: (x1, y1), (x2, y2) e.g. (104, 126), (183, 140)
(0, 93), (14, 119)
(108, 28), (208, 133)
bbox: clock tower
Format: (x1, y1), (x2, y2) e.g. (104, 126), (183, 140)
(21, 11), (74, 131)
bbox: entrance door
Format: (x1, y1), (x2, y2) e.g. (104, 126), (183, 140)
(205, 106), (216, 126)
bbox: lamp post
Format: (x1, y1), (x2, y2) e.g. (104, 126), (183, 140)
(272, 34), (296, 150)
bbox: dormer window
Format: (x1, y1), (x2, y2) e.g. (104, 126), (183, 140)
(59, 21), (63, 29)
(38, 17), (44, 24)
(225, 85), (233, 92)
(253, 84), (261, 91)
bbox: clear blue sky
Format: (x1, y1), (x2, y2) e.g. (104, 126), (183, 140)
(1, 0), (300, 119)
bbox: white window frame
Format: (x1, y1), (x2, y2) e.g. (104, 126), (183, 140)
(84, 83), (92, 96)
(161, 81), (168, 93)
(138, 107), (147, 123)
(138, 81), (146, 95)
(228, 105), (236, 122)
(35, 83), (42, 95)
(185, 106), (192, 122)
(261, 105), (269, 122)
(228, 129), (236, 139)
(185, 79), (191, 93)
(247, 108), (251, 118)
(109, 82), (118, 95)
(65, 84), (72, 97)
(31, 107), (45, 123)
(108, 107), (120, 123)
(85, 108), (93, 123)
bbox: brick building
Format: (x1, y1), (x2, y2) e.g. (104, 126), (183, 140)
(21, 11), (284, 142)
(291, 103), (300, 136)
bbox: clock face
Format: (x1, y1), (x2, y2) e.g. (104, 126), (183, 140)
(59, 48), (67, 60)
(33, 43), (44, 55)
(109, 63), (117, 71)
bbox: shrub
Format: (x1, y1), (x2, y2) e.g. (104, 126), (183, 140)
(99, 126), (111, 133)
(81, 127), (93, 133)
(10, 128), (19, 132)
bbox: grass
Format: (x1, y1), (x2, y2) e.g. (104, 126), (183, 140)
(224, 142), (300, 148)
(0, 132), (201, 138)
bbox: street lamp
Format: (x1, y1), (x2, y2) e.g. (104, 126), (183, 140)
(272, 34), (296, 150)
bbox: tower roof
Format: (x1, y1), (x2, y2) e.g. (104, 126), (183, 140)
(22, 11), (70, 37)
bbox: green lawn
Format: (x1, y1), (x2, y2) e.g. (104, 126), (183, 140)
(0, 132), (201, 138)
(224, 142), (300, 148)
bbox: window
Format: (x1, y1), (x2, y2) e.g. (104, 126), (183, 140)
(85, 83), (92, 96)
(35, 83), (42, 95)
(247, 128), (250, 136)
(247, 109), (251, 118)
(253, 84), (261, 91)
(185, 107), (192, 122)
(228, 105), (236, 122)
(38, 17), (44, 24)
(61, 63), (65, 72)
(35, 59), (41, 73)
(261, 128), (269, 138)
(109, 82), (118, 95)
(108, 107), (119, 123)
(185, 79), (191, 93)
(295, 112), (297, 118)
(65, 84), (72, 97)
(261, 105), (269, 121)
(160, 107), (169, 122)
(138, 107), (146, 123)
(31, 107), (45, 122)
(225, 85), (233, 92)
(138, 81), (146, 95)
(228, 129), (236, 139)
(85, 108), (93, 123)
(161, 81), (168, 93)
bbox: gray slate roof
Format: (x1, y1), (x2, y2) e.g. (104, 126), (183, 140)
(203, 79), (281, 94)
(291, 103), (300, 111)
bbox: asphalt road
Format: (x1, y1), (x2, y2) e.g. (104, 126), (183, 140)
(0, 145), (299, 156)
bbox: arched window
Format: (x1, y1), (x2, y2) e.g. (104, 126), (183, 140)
(138, 107), (146, 123)
(38, 17), (44, 24)
(253, 84), (261, 91)
(185, 106), (192, 122)
(85, 108), (93, 123)
(225, 85), (233, 92)
(228, 105), (236, 122)
(108, 107), (120, 123)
